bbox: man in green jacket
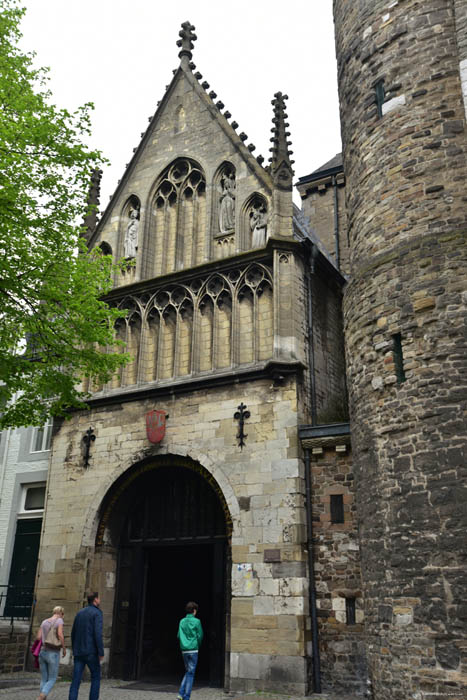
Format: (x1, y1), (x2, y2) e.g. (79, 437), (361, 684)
(177, 601), (203, 700)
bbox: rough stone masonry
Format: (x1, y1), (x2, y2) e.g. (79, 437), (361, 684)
(334, 0), (467, 698)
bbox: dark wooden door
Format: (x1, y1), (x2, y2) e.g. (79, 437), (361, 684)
(110, 545), (145, 679)
(109, 465), (229, 685)
(5, 518), (42, 617)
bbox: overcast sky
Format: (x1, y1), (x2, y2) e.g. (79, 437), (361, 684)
(19, 1), (341, 207)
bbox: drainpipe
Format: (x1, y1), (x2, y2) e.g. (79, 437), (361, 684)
(304, 447), (321, 693)
(332, 175), (340, 272)
(304, 244), (321, 691)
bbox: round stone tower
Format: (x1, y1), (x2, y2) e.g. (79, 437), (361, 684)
(333, 1), (467, 698)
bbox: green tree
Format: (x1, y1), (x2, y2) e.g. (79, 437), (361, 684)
(0, 0), (128, 429)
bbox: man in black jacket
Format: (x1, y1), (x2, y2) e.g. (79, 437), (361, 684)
(68, 592), (104, 700)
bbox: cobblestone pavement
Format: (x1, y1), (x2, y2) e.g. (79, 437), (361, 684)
(0, 672), (362, 700)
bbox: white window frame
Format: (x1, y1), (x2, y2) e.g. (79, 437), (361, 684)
(30, 419), (53, 453)
(18, 482), (46, 518)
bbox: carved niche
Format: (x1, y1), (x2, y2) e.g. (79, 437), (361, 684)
(122, 195), (141, 260)
(247, 194), (268, 249)
(218, 164), (236, 234)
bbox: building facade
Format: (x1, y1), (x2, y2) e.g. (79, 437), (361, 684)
(22, 3), (467, 697)
(0, 420), (51, 672)
(30, 24), (361, 696)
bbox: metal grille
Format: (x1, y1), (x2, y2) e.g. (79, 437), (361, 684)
(125, 466), (226, 543)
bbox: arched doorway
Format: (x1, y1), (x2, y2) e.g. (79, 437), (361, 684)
(97, 457), (231, 686)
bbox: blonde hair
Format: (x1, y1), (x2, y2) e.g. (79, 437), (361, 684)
(53, 606), (64, 616)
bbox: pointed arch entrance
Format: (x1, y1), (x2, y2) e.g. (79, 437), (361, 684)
(97, 456), (232, 686)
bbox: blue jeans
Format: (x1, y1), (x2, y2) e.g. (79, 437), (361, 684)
(179, 650), (198, 700)
(39, 648), (61, 695)
(68, 654), (100, 700)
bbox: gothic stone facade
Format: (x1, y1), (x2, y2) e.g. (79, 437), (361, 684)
(31, 34), (356, 695)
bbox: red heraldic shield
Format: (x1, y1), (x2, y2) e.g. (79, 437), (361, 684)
(146, 409), (167, 444)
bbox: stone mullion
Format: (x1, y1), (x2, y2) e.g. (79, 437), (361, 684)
(120, 321), (130, 387)
(136, 318), (147, 385)
(191, 301), (201, 374)
(227, 294), (234, 368)
(175, 194), (184, 271)
(231, 288), (240, 366)
(161, 202), (169, 274)
(155, 312), (164, 381)
(191, 192), (199, 267)
(170, 310), (180, 378)
(212, 300), (219, 371)
(204, 184), (213, 262)
(253, 290), (258, 363)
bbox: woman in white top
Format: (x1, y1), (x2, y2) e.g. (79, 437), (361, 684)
(35, 605), (66, 700)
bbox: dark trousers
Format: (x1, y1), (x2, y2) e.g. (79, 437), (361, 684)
(68, 653), (100, 700)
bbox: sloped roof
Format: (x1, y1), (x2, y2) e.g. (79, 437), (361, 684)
(296, 152), (343, 187)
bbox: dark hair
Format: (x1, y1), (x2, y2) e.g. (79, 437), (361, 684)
(87, 592), (99, 605)
(185, 601), (198, 614)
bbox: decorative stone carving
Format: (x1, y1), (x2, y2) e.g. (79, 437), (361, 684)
(219, 167), (236, 234)
(250, 200), (268, 248)
(107, 262), (274, 390)
(124, 208), (140, 259)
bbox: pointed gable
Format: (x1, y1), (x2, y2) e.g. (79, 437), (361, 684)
(90, 23), (281, 287)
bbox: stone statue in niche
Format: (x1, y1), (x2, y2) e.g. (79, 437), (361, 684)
(250, 202), (268, 248)
(218, 170), (236, 234)
(124, 208), (139, 259)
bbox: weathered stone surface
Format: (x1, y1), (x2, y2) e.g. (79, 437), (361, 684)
(334, 0), (467, 697)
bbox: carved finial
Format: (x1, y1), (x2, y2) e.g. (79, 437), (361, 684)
(269, 91), (294, 190)
(81, 168), (102, 241)
(176, 21), (197, 62)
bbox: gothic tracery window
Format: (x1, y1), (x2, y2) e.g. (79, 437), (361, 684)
(151, 159), (206, 276)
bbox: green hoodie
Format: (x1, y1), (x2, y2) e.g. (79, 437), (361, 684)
(177, 613), (203, 652)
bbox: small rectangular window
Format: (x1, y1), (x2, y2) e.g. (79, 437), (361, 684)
(330, 494), (344, 524)
(24, 486), (46, 511)
(375, 80), (385, 118)
(393, 333), (406, 383)
(30, 419), (52, 453)
(346, 597), (356, 625)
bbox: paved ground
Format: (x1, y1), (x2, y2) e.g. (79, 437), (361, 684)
(0, 672), (362, 700)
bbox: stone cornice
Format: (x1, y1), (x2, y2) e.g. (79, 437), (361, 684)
(103, 237), (305, 302)
(84, 359), (304, 410)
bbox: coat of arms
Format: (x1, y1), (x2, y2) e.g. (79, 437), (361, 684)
(146, 409), (167, 443)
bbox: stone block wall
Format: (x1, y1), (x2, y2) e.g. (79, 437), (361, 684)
(299, 178), (349, 276)
(311, 269), (348, 424)
(310, 444), (367, 694)
(33, 375), (310, 694)
(0, 620), (29, 673)
(334, 0), (467, 697)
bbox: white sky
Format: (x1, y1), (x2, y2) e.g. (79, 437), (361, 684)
(19, 1), (341, 208)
